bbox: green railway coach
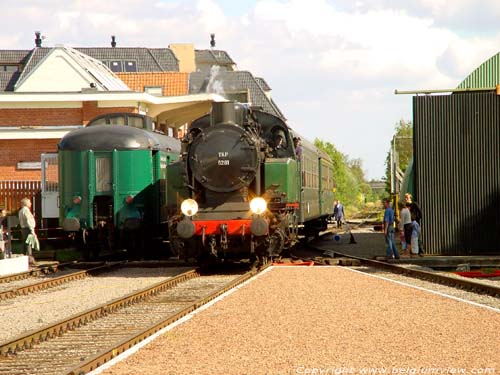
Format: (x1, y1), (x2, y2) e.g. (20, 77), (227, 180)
(58, 114), (180, 256)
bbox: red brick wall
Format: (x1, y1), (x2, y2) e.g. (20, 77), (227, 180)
(0, 108), (82, 126)
(81, 102), (137, 125)
(0, 139), (60, 180)
(0, 103), (137, 127)
(0, 102), (138, 181)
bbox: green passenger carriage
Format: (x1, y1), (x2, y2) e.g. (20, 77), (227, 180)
(58, 113), (180, 256)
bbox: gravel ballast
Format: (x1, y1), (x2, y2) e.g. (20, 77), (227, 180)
(98, 266), (500, 375)
(0, 267), (192, 342)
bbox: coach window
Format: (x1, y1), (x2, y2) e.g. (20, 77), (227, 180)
(108, 116), (126, 125)
(95, 158), (112, 193)
(127, 115), (145, 129)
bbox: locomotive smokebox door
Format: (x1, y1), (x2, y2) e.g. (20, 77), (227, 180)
(188, 124), (259, 193)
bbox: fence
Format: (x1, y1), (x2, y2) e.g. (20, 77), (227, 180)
(0, 180), (42, 215)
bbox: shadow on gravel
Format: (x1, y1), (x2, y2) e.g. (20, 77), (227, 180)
(298, 232), (387, 260)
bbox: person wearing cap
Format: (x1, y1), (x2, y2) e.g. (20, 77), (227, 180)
(272, 133), (286, 158)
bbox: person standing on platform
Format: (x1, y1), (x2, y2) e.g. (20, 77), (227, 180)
(18, 198), (36, 265)
(0, 208), (7, 258)
(410, 213), (420, 257)
(401, 202), (412, 255)
(405, 192), (424, 257)
(383, 199), (399, 260)
(333, 200), (345, 228)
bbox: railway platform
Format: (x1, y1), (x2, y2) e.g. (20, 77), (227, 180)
(94, 266), (499, 375)
(0, 255), (29, 276)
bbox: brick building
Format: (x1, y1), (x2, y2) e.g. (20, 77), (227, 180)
(0, 36), (284, 213)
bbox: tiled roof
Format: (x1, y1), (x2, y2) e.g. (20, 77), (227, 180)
(116, 72), (189, 96)
(194, 50), (235, 74)
(0, 46), (181, 91)
(255, 77), (271, 91)
(64, 47), (130, 91)
(0, 50), (32, 63)
(77, 48), (179, 72)
(195, 49), (235, 66)
(189, 70), (285, 119)
(13, 46), (129, 92)
(0, 71), (21, 91)
(15, 48), (50, 84)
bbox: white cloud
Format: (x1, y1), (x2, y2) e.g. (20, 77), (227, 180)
(196, 0), (228, 29)
(3, 0), (500, 179)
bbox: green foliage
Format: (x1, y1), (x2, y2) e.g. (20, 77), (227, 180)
(394, 119), (413, 172)
(385, 119), (413, 193)
(315, 139), (372, 207)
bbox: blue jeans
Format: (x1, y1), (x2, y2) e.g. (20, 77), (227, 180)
(385, 227), (399, 258)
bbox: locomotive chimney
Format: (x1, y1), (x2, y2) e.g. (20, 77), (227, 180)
(111, 35), (116, 48)
(35, 31), (42, 47)
(211, 102), (235, 126)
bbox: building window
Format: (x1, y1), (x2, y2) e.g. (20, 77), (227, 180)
(109, 60), (122, 72)
(124, 61), (137, 72)
(144, 86), (163, 96)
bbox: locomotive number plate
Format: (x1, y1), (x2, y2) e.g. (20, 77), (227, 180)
(218, 151), (229, 166)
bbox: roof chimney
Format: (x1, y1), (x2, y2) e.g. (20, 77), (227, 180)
(111, 35), (116, 48)
(210, 33), (216, 48)
(35, 31), (42, 47)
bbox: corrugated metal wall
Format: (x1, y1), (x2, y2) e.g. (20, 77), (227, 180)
(457, 53), (500, 89)
(413, 92), (500, 255)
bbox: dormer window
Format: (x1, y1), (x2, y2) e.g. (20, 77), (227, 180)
(124, 61), (137, 72)
(109, 61), (122, 72)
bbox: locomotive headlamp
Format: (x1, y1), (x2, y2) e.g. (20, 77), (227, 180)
(181, 199), (199, 217)
(73, 196), (82, 205)
(125, 195), (134, 204)
(249, 197), (267, 215)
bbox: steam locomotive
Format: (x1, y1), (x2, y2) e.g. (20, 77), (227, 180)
(166, 102), (334, 264)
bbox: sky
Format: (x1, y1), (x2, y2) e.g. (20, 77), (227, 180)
(3, 0), (500, 180)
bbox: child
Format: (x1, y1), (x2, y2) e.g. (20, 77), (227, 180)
(399, 228), (406, 253)
(410, 213), (420, 257)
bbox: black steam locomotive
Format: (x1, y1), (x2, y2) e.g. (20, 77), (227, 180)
(166, 102), (334, 264)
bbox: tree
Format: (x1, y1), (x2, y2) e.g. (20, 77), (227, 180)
(315, 139), (371, 207)
(393, 119), (413, 172)
(385, 119), (413, 193)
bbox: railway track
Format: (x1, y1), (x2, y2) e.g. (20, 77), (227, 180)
(318, 249), (500, 298)
(0, 265), (265, 375)
(0, 262), (125, 301)
(0, 261), (70, 284)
